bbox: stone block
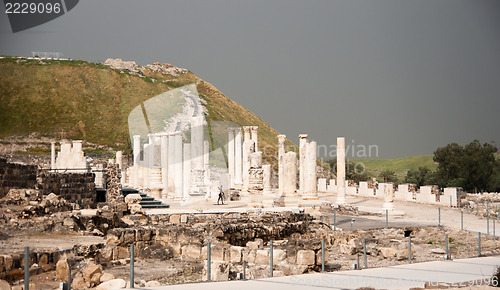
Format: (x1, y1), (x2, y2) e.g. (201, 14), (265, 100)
(272, 249), (286, 263)
(182, 244), (201, 260)
(229, 246), (243, 263)
(56, 259), (68, 282)
(297, 250), (315, 265)
(255, 249), (269, 265)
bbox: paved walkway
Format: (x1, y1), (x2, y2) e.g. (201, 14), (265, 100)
(127, 255), (500, 289)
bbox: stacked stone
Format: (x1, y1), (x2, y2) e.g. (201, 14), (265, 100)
(0, 158), (37, 197)
(105, 163), (122, 203)
(36, 171), (95, 207)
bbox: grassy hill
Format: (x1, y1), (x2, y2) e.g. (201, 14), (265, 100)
(0, 56), (294, 164)
(353, 154), (438, 179)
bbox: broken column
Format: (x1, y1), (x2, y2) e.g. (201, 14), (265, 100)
(234, 127), (243, 186)
(278, 134), (286, 194)
(116, 151), (124, 185)
(251, 126), (259, 151)
(50, 142), (55, 171)
(248, 151), (263, 191)
(242, 136), (255, 191)
(262, 164), (272, 194)
(336, 137), (346, 205)
(383, 183), (395, 210)
(303, 141), (318, 200)
(283, 152), (297, 195)
(298, 134), (308, 194)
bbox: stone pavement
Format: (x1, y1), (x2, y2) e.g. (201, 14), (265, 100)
(127, 255), (500, 290)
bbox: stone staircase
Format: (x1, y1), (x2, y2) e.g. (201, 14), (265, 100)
(121, 188), (170, 209)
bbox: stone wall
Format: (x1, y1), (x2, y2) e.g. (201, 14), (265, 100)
(0, 158), (37, 198)
(36, 171), (96, 208)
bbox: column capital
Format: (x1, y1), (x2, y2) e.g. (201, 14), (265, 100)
(278, 134), (286, 142)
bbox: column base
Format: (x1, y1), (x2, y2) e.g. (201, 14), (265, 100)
(383, 202), (394, 210)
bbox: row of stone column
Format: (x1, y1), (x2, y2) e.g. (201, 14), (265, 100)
(128, 116), (210, 201)
(227, 126), (259, 190)
(277, 134), (318, 198)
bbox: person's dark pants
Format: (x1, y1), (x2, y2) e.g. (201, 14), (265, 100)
(217, 196), (224, 205)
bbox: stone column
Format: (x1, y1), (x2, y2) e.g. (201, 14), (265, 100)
(234, 128), (243, 186)
(277, 134), (286, 194)
(133, 135), (141, 188)
(242, 139), (255, 190)
(142, 143), (150, 189)
(303, 141), (318, 199)
(116, 151), (124, 185)
(336, 137), (346, 205)
(251, 126), (259, 151)
(183, 143), (191, 200)
(227, 128), (235, 187)
(50, 142), (55, 171)
(174, 134), (184, 199)
(161, 134), (168, 198)
(203, 140), (210, 184)
(383, 182), (395, 210)
(167, 134), (176, 194)
(262, 164), (272, 194)
(298, 134), (308, 194)
(243, 126), (251, 142)
(283, 152), (297, 195)
(191, 116), (204, 170)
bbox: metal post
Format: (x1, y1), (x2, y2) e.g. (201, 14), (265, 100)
(408, 237), (412, 264)
(363, 239), (367, 269)
(321, 239), (325, 273)
(461, 210), (463, 231)
(478, 232), (481, 257)
(487, 202), (490, 234)
(445, 234), (449, 260)
(477, 203), (479, 216)
(243, 261), (246, 280)
(68, 264), (71, 290)
(24, 247), (29, 290)
(270, 240), (273, 278)
(130, 244), (134, 288)
(494, 220), (496, 241)
(438, 207), (441, 226)
(386, 209), (388, 229)
(333, 210), (336, 230)
(357, 253), (360, 270)
(207, 242), (211, 281)
(450, 196), (452, 207)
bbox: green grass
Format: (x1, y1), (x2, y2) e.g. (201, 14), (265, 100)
(353, 154), (438, 179)
(0, 57), (286, 160)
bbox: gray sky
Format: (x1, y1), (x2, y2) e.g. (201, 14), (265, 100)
(1, 0), (499, 158)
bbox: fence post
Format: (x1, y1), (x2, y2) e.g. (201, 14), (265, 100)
(243, 261), (246, 280)
(363, 239), (367, 269)
(487, 202), (490, 234)
(130, 244), (134, 288)
(386, 209), (388, 229)
(461, 210), (463, 231)
(408, 237), (412, 264)
(334, 210), (336, 230)
(438, 207), (441, 226)
(445, 234), (449, 260)
(478, 232), (481, 257)
(68, 264), (71, 290)
(24, 247), (29, 290)
(321, 239), (325, 273)
(207, 242), (211, 281)
(270, 240), (273, 278)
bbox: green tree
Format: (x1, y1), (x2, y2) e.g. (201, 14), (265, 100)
(433, 140), (498, 192)
(326, 159), (370, 183)
(404, 166), (436, 187)
(380, 169), (397, 183)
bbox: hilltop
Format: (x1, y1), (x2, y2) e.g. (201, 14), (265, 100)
(0, 56), (296, 163)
